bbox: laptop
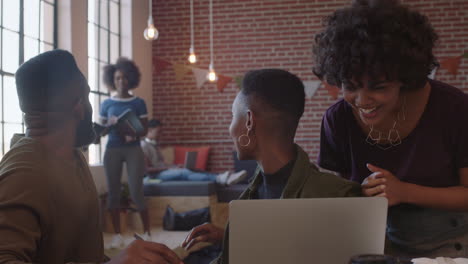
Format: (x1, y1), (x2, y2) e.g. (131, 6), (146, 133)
(229, 197), (388, 264)
(184, 151), (198, 170)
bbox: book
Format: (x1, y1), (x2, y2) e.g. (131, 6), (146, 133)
(117, 109), (145, 136)
(91, 109), (144, 144)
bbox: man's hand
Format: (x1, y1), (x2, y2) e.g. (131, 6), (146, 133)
(107, 240), (183, 264)
(181, 223), (224, 250)
(362, 163), (407, 206)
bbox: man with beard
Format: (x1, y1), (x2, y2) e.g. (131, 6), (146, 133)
(0, 50), (182, 264)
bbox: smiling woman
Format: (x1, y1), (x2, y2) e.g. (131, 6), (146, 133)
(313, 0), (468, 258)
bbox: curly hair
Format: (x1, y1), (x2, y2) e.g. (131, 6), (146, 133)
(312, 0), (438, 91)
(102, 57), (141, 90)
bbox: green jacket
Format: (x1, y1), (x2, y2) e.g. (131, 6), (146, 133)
(211, 144), (362, 264)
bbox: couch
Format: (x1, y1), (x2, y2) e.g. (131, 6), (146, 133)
(143, 147), (257, 228)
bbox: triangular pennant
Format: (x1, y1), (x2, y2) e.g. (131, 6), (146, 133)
(303, 80), (321, 99)
(234, 75), (243, 89)
(440, 56), (462, 76)
(191, 67), (209, 88)
(322, 81), (341, 100)
(173, 64), (192, 82)
(153, 58), (172, 74)
(216, 75), (233, 93)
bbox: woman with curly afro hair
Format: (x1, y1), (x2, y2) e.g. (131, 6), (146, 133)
(314, 0), (468, 258)
(98, 57), (151, 248)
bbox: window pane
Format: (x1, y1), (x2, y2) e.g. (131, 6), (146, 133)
(3, 76), (23, 123)
(88, 0), (98, 23)
(24, 0), (40, 38)
(2, 30), (19, 73)
(4, 123), (23, 154)
(88, 59), (98, 92)
(3, 0), (20, 31)
(99, 28), (109, 62)
(40, 2), (55, 44)
(110, 2), (119, 34)
(99, 62), (108, 92)
(88, 144), (99, 164)
(0, 76), (3, 123)
(24, 37), (39, 62)
(40, 42), (54, 52)
(110, 34), (119, 63)
(0, 123), (3, 158)
(100, 0), (109, 29)
(88, 24), (98, 59)
(89, 92), (99, 121)
(40, 2), (54, 44)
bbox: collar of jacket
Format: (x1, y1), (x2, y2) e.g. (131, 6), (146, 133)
(240, 144), (313, 200)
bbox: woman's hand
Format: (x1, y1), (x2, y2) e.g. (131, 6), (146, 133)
(363, 163), (407, 206)
(181, 223), (224, 250)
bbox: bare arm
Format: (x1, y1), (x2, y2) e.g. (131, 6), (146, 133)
(398, 167), (468, 211)
(362, 165), (468, 211)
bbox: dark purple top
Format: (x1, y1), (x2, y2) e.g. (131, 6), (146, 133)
(318, 79), (468, 187)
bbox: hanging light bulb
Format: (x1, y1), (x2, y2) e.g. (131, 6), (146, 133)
(207, 63), (217, 82)
(188, 47), (197, 64)
(143, 0), (158, 41)
(207, 0), (217, 82)
(187, 0), (197, 64)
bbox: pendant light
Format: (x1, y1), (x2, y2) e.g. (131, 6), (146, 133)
(207, 0), (217, 82)
(144, 0), (159, 41)
(188, 0), (197, 64)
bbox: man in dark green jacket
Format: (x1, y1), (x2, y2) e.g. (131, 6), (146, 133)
(182, 69), (361, 264)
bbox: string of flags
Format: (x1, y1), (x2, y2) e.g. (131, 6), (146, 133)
(153, 51), (467, 99)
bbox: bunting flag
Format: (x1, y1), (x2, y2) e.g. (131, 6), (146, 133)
(234, 75), (244, 89)
(322, 81), (341, 100)
(153, 58), (172, 74)
(440, 56), (462, 76)
(303, 80), (321, 99)
(191, 67), (209, 88)
(216, 74), (233, 92)
(173, 64), (192, 82)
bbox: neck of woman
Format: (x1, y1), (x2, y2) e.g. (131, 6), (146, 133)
(257, 142), (296, 175)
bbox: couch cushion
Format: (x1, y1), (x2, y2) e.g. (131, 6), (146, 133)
(174, 146), (210, 170)
(144, 180), (216, 196)
(160, 146), (175, 164)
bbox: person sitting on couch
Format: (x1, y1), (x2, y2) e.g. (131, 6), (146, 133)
(141, 119), (247, 186)
(182, 69), (362, 264)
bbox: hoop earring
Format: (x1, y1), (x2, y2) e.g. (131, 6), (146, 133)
(238, 130), (251, 147)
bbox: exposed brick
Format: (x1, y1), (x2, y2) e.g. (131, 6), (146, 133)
(153, 0), (468, 172)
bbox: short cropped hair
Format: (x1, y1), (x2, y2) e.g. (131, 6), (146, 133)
(241, 69), (305, 138)
(313, 0), (438, 91)
(102, 57), (141, 90)
(15, 49), (84, 113)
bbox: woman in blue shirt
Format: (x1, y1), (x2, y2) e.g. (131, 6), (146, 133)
(99, 58), (150, 248)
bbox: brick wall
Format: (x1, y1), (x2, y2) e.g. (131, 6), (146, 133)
(152, 0), (468, 172)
